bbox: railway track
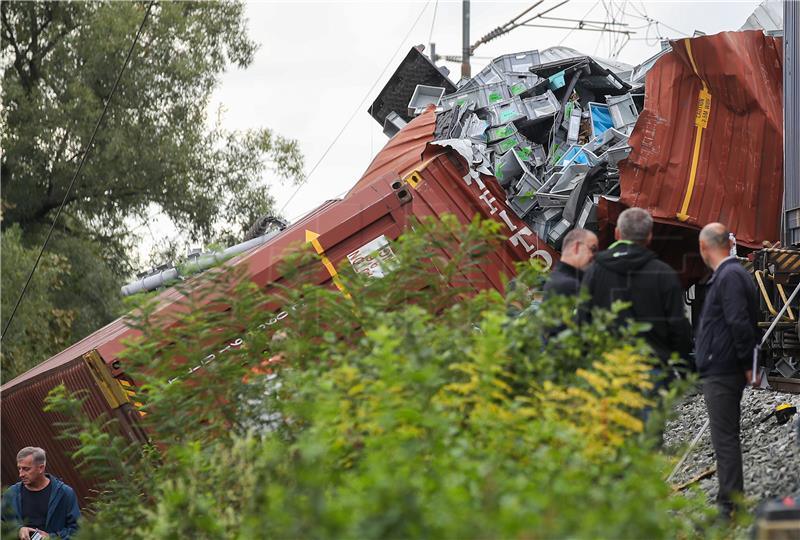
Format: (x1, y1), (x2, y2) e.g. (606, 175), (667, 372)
(767, 376), (800, 394)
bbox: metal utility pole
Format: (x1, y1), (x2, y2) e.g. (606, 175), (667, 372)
(785, 0), (800, 245)
(461, 0), (471, 78)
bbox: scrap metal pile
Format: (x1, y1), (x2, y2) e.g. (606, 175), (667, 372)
(410, 50), (642, 249)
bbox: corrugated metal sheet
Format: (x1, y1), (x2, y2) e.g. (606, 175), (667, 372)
(741, 0), (783, 32)
(349, 108), (437, 194)
(538, 46), (634, 79)
(0, 357), (141, 505)
(785, 0), (800, 245)
(619, 30), (784, 248)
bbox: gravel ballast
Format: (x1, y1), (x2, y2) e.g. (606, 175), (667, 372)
(664, 387), (800, 503)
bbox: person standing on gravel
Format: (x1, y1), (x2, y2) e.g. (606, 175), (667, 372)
(696, 222), (759, 519)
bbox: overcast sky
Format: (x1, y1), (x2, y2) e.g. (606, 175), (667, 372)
(137, 0), (763, 265)
(205, 0), (758, 218)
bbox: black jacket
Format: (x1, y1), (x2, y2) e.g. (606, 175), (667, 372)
(695, 257), (759, 378)
(581, 241), (692, 363)
(543, 261), (583, 297)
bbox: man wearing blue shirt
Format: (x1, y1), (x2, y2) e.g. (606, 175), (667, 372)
(2, 447), (80, 539)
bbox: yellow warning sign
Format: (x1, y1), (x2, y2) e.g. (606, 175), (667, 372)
(695, 88), (711, 129)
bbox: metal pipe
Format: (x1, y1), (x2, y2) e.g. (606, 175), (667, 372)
(666, 418), (709, 483)
(121, 267), (180, 297)
(461, 0), (470, 78)
(179, 230), (281, 276)
(784, 0), (800, 245)
(521, 23), (632, 35)
(120, 229), (283, 297)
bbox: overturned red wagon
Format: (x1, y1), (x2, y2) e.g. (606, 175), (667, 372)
(0, 112), (556, 504)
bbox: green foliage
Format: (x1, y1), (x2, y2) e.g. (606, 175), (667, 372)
(46, 216), (716, 538)
(1, 1), (304, 377)
(43, 383), (159, 534)
(0, 225), (73, 377)
(1, 0), (303, 239)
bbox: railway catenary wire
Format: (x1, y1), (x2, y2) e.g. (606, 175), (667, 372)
(1, 1), (156, 342)
(280, 0), (434, 215)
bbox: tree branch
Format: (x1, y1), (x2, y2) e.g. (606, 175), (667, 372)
(36, 23), (76, 62)
(48, 129), (73, 197)
(1, 3), (31, 91)
(28, 2), (40, 82)
(21, 193), (80, 226)
(35, 3), (53, 37)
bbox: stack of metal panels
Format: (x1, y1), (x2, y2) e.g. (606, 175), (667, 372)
(426, 51), (641, 248)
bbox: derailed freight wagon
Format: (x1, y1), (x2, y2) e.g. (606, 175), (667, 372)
(373, 33), (784, 281)
(0, 118), (557, 505)
(1, 29), (794, 506)
(374, 31), (793, 372)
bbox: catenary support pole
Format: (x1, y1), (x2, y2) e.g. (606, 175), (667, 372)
(461, 0), (471, 78)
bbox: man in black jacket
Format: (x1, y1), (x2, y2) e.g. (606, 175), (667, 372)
(695, 222), (759, 519)
(582, 207), (692, 367)
(543, 228), (598, 297)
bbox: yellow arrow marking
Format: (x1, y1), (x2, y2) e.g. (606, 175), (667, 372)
(677, 38), (712, 222)
(305, 229), (350, 298)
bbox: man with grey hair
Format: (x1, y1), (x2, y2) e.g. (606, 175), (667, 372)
(543, 228), (599, 297)
(695, 222), (759, 520)
(2, 447), (80, 539)
(582, 207), (691, 368)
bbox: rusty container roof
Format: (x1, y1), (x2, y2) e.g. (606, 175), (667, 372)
(619, 30), (783, 248)
(349, 108), (437, 195)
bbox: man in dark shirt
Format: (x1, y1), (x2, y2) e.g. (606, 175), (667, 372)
(543, 228), (598, 297)
(582, 207), (691, 369)
(1, 447), (80, 539)
(695, 223), (759, 519)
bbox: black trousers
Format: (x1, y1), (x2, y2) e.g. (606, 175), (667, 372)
(702, 374), (746, 511)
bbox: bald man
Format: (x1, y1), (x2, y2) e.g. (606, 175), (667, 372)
(543, 229), (598, 297)
(695, 222), (759, 520)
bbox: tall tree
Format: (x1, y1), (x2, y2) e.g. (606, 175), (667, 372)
(0, 1), (304, 378)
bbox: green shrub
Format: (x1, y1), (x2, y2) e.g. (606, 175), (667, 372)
(46, 216), (715, 539)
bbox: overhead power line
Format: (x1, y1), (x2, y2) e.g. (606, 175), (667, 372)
(428, 0), (439, 45)
(521, 22), (631, 35)
(471, 0), (570, 52)
(1, 1), (156, 342)
(279, 0), (433, 215)
(558, 0), (601, 45)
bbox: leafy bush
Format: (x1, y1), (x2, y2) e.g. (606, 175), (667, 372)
(45, 216), (715, 539)
(1, 225), (74, 378)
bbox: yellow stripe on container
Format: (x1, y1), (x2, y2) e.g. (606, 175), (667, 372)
(677, 39), (712, 222)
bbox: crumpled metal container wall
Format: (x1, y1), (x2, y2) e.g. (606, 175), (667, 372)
(350, 109), (437, 195)
(619, 30), (783, 248)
